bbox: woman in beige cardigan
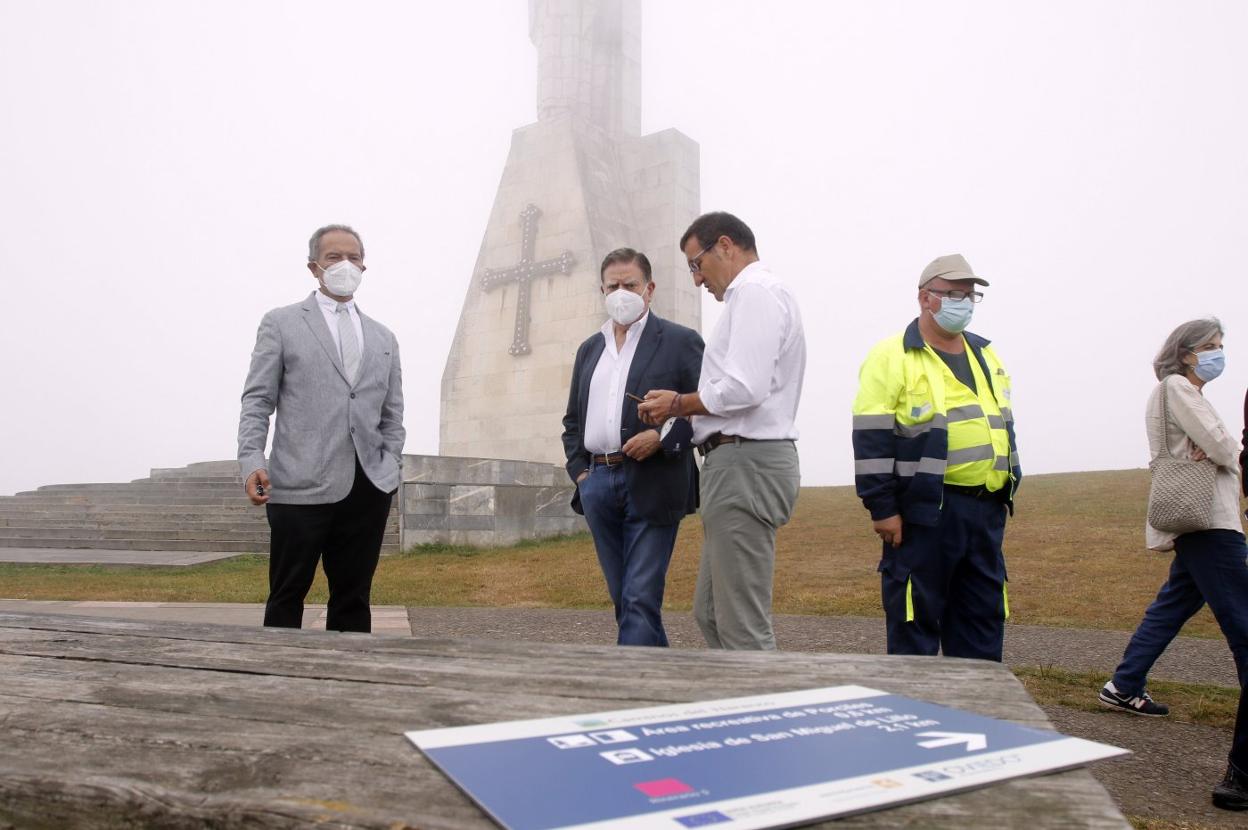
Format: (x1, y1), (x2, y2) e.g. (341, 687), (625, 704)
(1095, 318), (1247, 809)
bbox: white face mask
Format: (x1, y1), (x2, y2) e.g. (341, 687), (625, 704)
(604, 288), (645, 326)
(319, 260), (364, 296)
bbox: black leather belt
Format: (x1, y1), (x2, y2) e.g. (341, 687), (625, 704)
(697, 433), (750, 457)
(944, 483), (1002, 500)
(590, 452), (625, 466)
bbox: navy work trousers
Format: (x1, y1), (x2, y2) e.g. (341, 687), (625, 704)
(578, 461), (680, 647)
(879, 489), (1009, 661)
(1111, 529), (1248, 697)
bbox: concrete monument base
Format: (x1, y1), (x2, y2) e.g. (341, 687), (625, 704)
(400, 454), (584, 549)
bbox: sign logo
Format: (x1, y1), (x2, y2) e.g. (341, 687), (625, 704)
(916, 731), (987, 752)
(547, 734), (597, 749)
(635, 778), (695, 798)
(600, 748), (654, 765)
(590, 729), (638, 744)
(675, 811), (732, 827)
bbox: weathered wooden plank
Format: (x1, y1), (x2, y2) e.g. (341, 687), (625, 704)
(0, 615), (1047, 722)
(0, 613), (1130, 829)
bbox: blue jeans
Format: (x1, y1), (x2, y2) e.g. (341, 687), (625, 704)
(1112, 529), (1248, 697)
(577, 462), (681, 646)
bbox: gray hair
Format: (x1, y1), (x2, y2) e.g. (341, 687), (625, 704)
(1153, 317), (1223, 380)
(307, 224), (365, 262)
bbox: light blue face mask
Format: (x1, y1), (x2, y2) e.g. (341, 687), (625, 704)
(1192, 349), (1225, 382)
(933, 296), (974, 334)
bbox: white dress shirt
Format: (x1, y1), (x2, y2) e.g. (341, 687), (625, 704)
(315, 289), (364, 359)
(584, 312), (650, 455)
(694, 262), (806, 444)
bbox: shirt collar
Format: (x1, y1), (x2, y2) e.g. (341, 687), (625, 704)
(723, 260), (766, 302)
(599, 309), (650, 341)
(315, 289), (355, 315)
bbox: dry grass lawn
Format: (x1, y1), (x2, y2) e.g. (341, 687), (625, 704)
(0, 468), (1232, 638)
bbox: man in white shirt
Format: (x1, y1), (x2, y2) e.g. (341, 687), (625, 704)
(562, 248), (704, 646)
(640, 213), (806, 650)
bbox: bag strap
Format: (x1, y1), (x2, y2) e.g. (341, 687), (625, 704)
(1155, 378), (1174, 460)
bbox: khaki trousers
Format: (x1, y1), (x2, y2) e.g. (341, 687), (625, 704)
(694, 439), (800, 650)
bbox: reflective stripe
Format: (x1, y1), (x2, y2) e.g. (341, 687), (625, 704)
(1000, 407), (1014, 422)
(946, 445), (995, 465)
(986, 414), (1006, 430)
(855, 458), (895, 476)
(894, 414), (948, 438)
(993, 455), (1010, 471)
(905, 576), (915, 623)
(946, 404), (985, 422)
(895, 457), (947, 477)
(1009, 451), (1019, 467)
(852, 414), (895, 430)
(1003, 582), (1010, 620)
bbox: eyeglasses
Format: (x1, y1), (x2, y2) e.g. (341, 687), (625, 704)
(687, 241), (717, 273)
(925, 288), (984, 303)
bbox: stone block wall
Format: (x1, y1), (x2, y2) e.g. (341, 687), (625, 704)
(399, 454), (584, 550)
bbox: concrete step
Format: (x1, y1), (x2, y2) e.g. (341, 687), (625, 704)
(1, 495), (245, 506)
(0, 531), (396, 544)
(0, 527), (276, 542)
(0, 536), (400, 554)
(0, 518), (270, 531)
(30, 482), (244, 493)
(149, 462), (243, 477)
(0, 537), (268, 553)
(0, 502), (275, 514)
(0, 514), (394, 526)
(0, 501), (399, 514)
(2, 459), (403, 555)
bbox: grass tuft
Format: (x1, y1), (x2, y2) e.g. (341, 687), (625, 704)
(1014, 665), (1239, 729)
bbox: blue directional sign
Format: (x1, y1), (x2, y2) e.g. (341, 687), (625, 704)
(406, 685), (1126, 830)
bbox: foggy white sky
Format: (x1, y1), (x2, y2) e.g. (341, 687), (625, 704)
(1, 1), (1245, 496)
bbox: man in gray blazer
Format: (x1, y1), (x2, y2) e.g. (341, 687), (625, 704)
(237, 224), (405, 632)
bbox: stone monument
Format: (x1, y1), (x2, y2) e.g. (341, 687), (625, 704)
(440, 0), (701, 466)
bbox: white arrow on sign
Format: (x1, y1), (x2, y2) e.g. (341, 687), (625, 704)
(916, 731), (987, 752)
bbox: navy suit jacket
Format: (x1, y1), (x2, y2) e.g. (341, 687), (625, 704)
(562, 313), (704, 526)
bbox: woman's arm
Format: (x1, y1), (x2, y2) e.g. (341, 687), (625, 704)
(1167, 377), (1240, 469)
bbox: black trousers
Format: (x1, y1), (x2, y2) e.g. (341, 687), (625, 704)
(263, 458), (393, 632)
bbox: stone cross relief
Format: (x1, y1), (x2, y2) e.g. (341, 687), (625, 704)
(479, 204), (575, 356)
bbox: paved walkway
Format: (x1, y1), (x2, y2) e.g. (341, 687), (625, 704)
(0, 600), (1236, 688)
(0, 548), (244, 566)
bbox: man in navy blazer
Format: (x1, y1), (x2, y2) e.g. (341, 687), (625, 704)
(562, 248), (704, 646)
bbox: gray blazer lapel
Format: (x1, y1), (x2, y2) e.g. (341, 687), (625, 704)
(300, 292), (348, 383)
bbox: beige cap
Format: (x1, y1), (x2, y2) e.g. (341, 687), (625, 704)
(918, 254), (989, 288)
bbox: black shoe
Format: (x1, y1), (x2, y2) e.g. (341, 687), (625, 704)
(1213, 763), (1248, 811)
(1098, 681), (1170, 716)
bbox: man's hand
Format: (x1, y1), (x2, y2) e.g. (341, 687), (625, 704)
(873, 514), (903, 548)
(638, 390), (677, 426)
(1191, 446), (1208, 462)
(576, 470), (589, 484)
(245, 469), (271, 506)
(622, 429), (661, 461)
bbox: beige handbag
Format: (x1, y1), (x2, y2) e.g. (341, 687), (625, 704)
(1147, 379), (1218, 534)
